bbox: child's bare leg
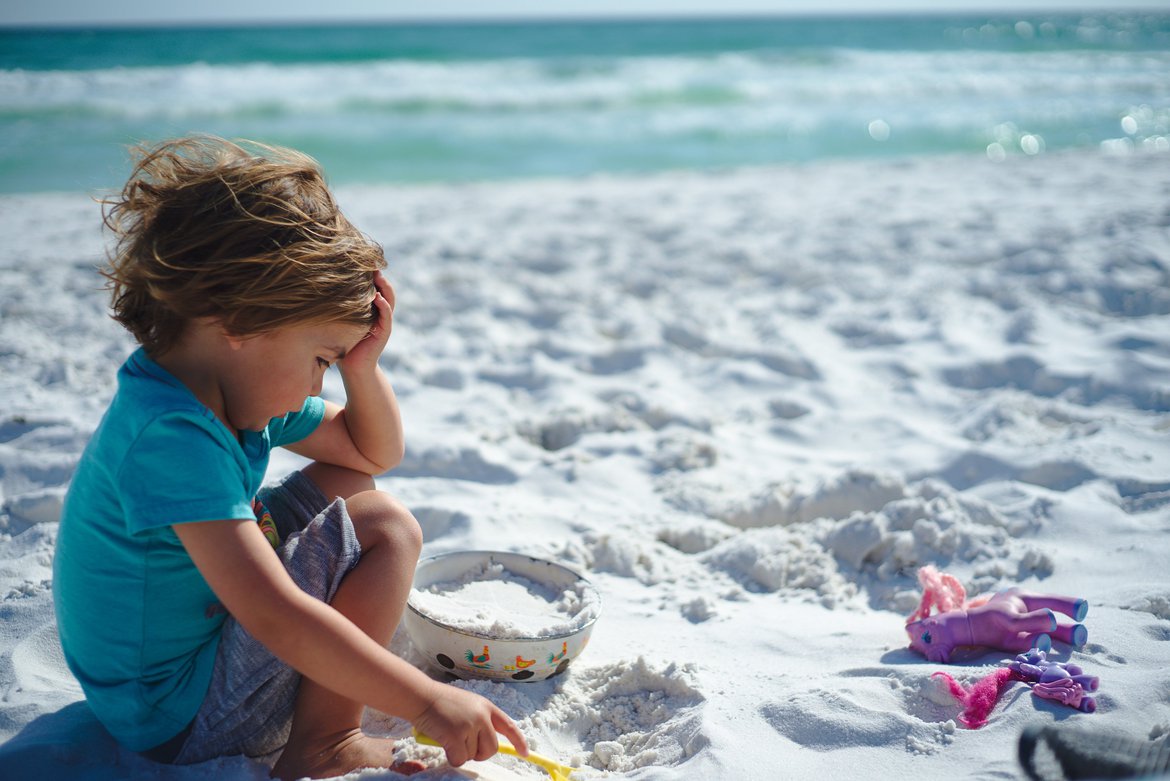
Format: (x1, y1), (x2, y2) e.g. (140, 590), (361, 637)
(271, 465), (425, 781)
(301, 461), (378, 505)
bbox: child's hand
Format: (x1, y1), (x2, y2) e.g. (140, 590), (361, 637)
(340, 273), (395, 374)
(413, 685), (529, 767)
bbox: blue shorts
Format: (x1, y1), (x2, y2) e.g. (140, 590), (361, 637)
(169, 471), (362, 764)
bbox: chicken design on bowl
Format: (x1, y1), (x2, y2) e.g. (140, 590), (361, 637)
(404, 550), (601, 682)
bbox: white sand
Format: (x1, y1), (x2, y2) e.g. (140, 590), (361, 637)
(1, 150), (1168, 780)
(410, 560), (600, 638)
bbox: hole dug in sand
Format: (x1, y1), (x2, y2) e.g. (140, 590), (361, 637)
(419, 657), (707, 777)
(523, 657), (707, 774)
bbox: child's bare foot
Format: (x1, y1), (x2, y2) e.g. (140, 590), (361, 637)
(270, 729), (427, 780)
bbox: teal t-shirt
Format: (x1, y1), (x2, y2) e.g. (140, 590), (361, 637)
(53, 348), (325, 751)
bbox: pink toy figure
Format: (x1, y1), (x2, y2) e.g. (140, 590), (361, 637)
(906, 566), (1088, 663)
(930, 649), (1101, 729)
(907, 565), (968, 623)
(1033, 679), (1095, 712)
(931, 668), (1015, 729)
(1009, 648), (1098, 713)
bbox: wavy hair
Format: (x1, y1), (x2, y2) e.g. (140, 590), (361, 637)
(101, 136), (385, 355)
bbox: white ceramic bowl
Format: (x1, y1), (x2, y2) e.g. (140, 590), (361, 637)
(404, 550), (601, 682)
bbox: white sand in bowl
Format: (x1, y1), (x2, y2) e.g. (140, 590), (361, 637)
(410, 561), (600, 639)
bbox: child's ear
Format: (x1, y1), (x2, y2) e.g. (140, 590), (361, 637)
(220, 327), (247, 351)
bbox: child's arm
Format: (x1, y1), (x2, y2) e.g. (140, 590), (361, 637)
(287, 273), (404, 475)
(174, 517), (528, 766)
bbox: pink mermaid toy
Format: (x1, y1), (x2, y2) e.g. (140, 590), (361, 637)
(905, 565), (1088, 663)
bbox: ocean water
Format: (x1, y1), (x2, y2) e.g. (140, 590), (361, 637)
(1, 13), (1168, 193)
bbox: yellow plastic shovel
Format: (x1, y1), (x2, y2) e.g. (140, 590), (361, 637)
(413, 728), (575, 781)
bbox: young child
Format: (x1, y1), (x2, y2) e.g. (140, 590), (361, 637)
(52, 136), (527, 779)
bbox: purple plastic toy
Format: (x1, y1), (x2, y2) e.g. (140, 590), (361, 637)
(906, 587), (1088, 663)
(1008, 648), (1098, 713)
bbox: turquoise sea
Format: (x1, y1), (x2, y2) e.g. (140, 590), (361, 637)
(1, 13), (1168, 193)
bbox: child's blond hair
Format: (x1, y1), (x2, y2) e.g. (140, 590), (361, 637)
(101, 136), (385, 355)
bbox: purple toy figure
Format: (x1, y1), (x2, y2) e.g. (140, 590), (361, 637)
(932, 648), (1100, 729)
(905, 567), (1088, 663)
(1009, 648), (1098, 713)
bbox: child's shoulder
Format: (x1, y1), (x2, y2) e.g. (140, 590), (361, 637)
(96, 349), (234, 458)
(112, 349), (213, 421)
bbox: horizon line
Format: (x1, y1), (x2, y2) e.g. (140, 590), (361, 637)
(2, 5), (1167, 32)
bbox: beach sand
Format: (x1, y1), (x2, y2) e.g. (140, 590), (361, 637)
(1, 149), (1168, 780)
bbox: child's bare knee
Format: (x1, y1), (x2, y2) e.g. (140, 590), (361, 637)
(386, 499), (423, 554)
(349, 491), (422, 554)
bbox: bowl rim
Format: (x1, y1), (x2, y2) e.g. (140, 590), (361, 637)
(406, 549), (602, 643)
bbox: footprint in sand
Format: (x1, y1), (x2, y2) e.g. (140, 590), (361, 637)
(759, 685), (953, 755)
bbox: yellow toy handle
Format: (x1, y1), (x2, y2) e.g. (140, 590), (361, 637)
(411, 728), (574, 781)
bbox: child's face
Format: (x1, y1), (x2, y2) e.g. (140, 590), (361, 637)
(221, 321), (369, 432)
